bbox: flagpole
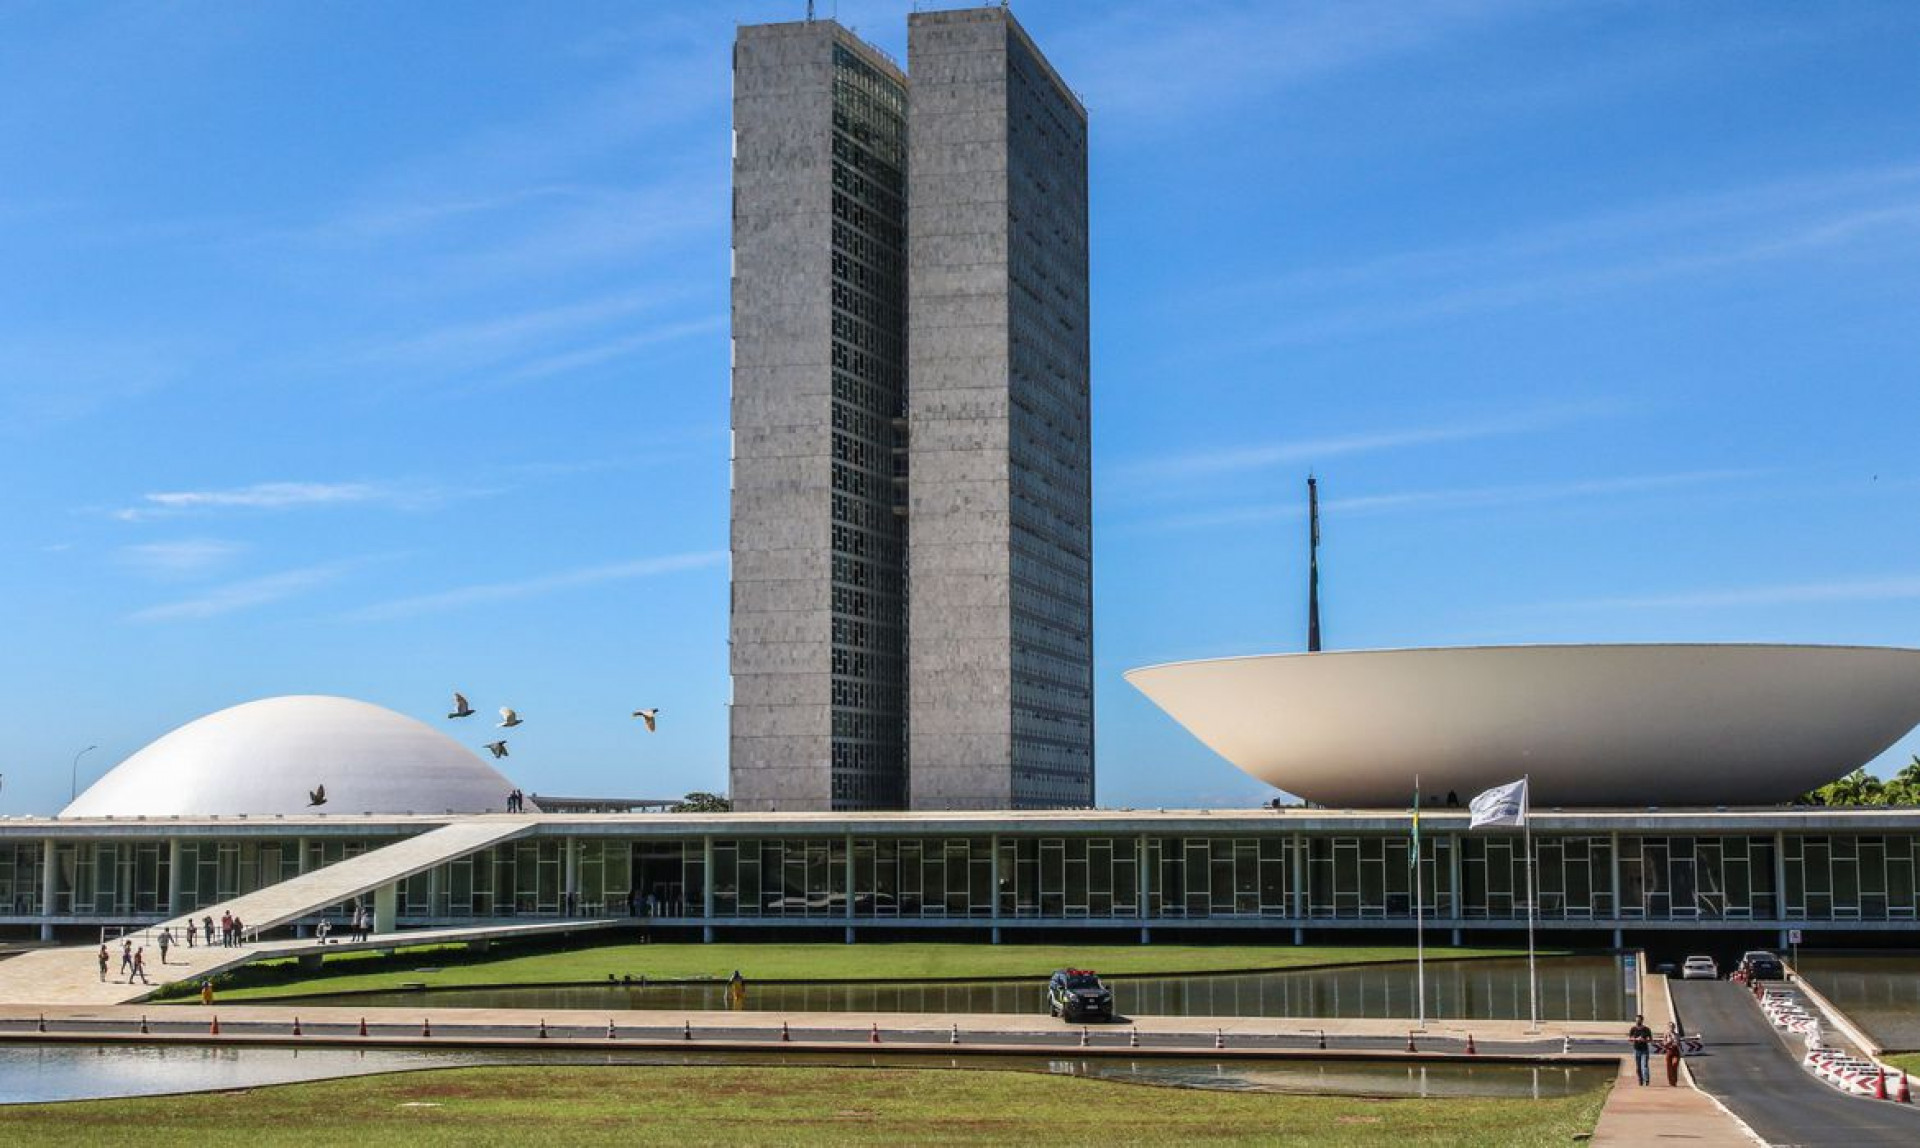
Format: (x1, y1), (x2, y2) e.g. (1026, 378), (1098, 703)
(1414, 774), (1425, 1030)
(1523, 773), (1538, 1030)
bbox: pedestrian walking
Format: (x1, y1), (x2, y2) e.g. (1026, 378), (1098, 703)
(232, 914), (245, 945)
(120, 939), (134, 979)
(132, 947), (149, 985)
(186, 918), (197, 948)
(1627, 1014), (1653, 1086)
(98, 944), (109, 982)
(158, 927), (172, 965)
(202, 914), (214, 949)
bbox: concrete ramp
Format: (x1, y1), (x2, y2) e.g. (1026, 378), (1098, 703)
(0, 818), (538, 1008)
(152, 817), (538, 940)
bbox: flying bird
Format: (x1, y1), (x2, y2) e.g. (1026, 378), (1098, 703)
(632, 708), (661, 732)
(308, 785), (327, 807)
(498, 707), (523, 728)
(448, 692), (475, 719)
(485, 740), (510, 759)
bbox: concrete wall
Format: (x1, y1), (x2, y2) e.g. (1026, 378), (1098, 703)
(730, 23), (841, 812)
(906, 8), (1092, 810)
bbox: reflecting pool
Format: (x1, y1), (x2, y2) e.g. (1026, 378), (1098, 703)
(0, 1042), (1612, 1105)
(274, 955), (1631, 1021)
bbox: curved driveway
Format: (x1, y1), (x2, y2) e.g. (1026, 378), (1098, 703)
(1671, 979), (1920, 1146)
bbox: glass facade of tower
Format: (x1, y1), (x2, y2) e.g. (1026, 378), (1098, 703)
(1004, 31), (1093, 807)
(827, 43), (909, 810)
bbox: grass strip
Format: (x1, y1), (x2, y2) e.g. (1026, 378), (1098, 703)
(0, 1063), (1609, 1146)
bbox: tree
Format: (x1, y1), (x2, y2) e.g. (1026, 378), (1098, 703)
(671, 791), (732, 813)
(1799, 766), (1892, 807)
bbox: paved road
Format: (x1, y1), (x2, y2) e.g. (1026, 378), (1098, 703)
(1671, 980), (1920, 1147)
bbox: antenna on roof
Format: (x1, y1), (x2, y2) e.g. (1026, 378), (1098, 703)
(1307, 474), (1322, 653)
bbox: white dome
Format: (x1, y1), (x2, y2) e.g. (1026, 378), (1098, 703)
(62, 695), (520, 817)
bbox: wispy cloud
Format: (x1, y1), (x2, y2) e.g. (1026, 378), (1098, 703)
(130, 558), (371, 623)
(116, 538), (246, 578)
(1112, 405), (1606, 486)
(1060, 0), (1538, 125)
(1536, 575), (1920, 613)
(111, 480), (455, 521)
(1127, 469), (1761, 533)
(343, 550), (726, 622)
(1215, 162), (1920, 345)
(499, 315), (725, 384)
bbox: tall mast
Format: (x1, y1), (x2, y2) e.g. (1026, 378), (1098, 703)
(1307, 474), (1322, 653)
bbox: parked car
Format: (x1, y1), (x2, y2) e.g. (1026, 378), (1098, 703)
(1681, 955), (1719, 980)
(1046, 968), (1115, 1022)
(1738, 951), (1785, 981)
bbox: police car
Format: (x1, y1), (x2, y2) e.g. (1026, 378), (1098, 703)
(1046, 968), (1115, 1022)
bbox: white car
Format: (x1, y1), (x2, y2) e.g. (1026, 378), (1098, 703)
(1681, 955), (1719, 980)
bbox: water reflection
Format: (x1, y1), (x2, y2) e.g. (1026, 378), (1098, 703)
(0, 1043), (1612, 1106)
(282, 956), (1629, 1022)
(1794, 954), (1920, 1050)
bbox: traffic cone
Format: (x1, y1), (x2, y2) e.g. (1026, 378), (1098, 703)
(1465, 1033), (1477, 1055)
(683, 1020), (692, 1041)
(209, 1015), (220, 1036)
(422, 1018), (432, 1039)
(358, 1016), (368, 1038)
(1406, 1032), (1417, 1053)
(1215, 1028), (1225, 1050)
(870, 1023), (881, 1044)
(537, 1018), (547, 1040)
(1129, 1026), (1139, 1048)
(950, 1023), (959, 1045)
(781, 1021), (792, 1043)
(607, 1019), (617, 1040)
(140, 1015), (150, 1035)
(1875, 1068), (1888, 1100)
(1079, 1026), (1089, 1047)
(292, 1016), (302, 1037)
(1898, 1071), (1911, 1104)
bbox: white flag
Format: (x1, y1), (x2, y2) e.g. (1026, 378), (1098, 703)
(1469, 778), (1528, 829)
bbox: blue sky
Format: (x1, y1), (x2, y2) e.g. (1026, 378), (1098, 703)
(4, 1), (1919, 815)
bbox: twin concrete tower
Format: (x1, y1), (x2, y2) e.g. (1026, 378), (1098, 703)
(729, 8), (1093, 812)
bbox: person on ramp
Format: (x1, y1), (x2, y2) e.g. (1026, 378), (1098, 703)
(1627, 1014), (1654, 1085)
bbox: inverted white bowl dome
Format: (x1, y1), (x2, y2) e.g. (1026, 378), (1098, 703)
(1126, 644), (1920, 808)
(62, 695), (519, 817)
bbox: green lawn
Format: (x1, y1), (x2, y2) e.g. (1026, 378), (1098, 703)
(0, 1064), (1610, 1146)
(194, 941), (1547, 1002)
(1887, 1052), (1920, 1076)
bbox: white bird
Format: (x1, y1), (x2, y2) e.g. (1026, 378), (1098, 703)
(448, 692), (475, 719)
(308, 785), (327, 807)
(632, 708), (661, 732)
(484, 740), (509, 759)
(498, 707), (522, 728)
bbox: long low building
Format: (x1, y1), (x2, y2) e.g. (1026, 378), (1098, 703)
(4, 806), (1920, 950)
(8, 691), (1915, 953)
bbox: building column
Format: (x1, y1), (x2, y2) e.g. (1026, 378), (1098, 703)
(374, 883), (397, 934)
(1292, 833), (1307, 929)
(988, 833), (1001, 944)
(1774, 831), (1788, 924)
(844, 832), (855, 944)
(1447, 833), (1463, 927)
(563, 836), (578, 917)
(39, 840), (57, 941)
(1608, 831), (1622, 937)
(167, 839), (184, 916)
(702, 835), (715, 943)
(1137, 833), (1151, 944)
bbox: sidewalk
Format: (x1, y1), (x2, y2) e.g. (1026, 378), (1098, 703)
(1590, 1057), (1761, 1146)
